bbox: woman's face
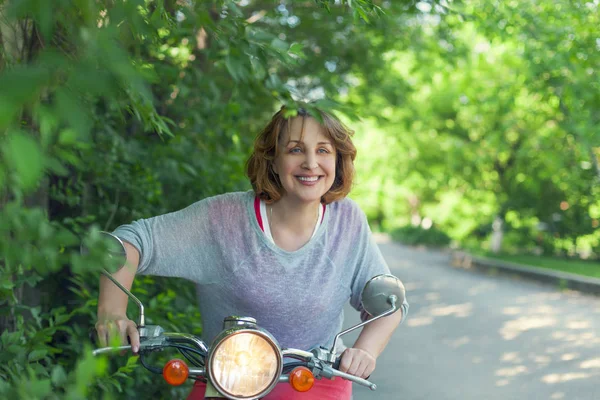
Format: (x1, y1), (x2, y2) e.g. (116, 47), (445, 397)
(272, 117), (337, 205)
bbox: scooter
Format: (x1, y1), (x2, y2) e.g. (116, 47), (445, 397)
(87, 231), (406, 400)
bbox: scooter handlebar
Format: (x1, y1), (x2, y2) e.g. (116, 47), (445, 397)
(324, 365), (377, 391)
(92, 345), (132, 356)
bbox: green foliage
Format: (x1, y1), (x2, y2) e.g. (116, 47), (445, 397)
(2, 0), (597, 397)
(1, 0), (428, 398)
(350, 0), (600, 258)
(389, 225), (451, 248)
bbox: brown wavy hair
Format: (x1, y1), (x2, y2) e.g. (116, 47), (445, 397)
(246, 106), (357, 204)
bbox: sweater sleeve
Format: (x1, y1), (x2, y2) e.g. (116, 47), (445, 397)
(112, 196), (220, 283)
(348, 204), (409, 324)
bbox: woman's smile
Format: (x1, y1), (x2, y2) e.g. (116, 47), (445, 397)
(296, 175), (322, 185)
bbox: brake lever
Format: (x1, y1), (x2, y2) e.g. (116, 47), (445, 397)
(322, 364), (377, 391)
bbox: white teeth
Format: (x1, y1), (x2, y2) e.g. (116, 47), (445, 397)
(298, 176), (319, 182)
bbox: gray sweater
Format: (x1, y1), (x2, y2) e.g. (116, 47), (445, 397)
(113, 191), (408, 352)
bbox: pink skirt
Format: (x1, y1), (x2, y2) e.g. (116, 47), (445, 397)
(187, 377), (352, 400)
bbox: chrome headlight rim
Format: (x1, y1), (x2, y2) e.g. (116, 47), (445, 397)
(207, 328), (283, 400)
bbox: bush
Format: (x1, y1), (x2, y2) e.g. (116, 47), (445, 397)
(389, 225), (451, 248)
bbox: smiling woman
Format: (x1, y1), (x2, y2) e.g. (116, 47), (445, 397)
(246, 106), (357, 252)
(98, 105), (409, 400)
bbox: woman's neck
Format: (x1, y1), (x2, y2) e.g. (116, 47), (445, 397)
(270, 197), (321, 236)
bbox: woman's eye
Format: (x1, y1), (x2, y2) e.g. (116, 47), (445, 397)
(290, 147), (302, 153)
(318, 148), (330, 154)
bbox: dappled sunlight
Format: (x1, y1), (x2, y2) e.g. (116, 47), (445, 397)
(407, 316), (434, 327)
(580, 358), (600, 369)
(545, 347), (561, 355)
(532, 355), (551, 365)
(515, 292), (562, 304)
(542, 330), (598, 348)
(386, 243), (600, 398)
(542, 372), (592, 384)
(404, 292), (474, 327)
(430, 303), (473, 318)
(551, 331), (569, 340)
(425, 292), (441, 301)
(496, 365), (528, 377)
(560, 353), (579, 361)
(529, 304), (554, 315)
(443, 336), (470, 348)
(403, 282), (423, 291)
(500, 316), (556, 340)
(500, 352), (522, 363)
(553, 331), (600, 346)
(565, 320), (590, 329)
(502, 306), (522, 316)
(467, 282), (497, 296)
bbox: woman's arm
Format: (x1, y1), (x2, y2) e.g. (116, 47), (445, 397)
(96, 241), (141, 353)
(338, 308), (403, 379)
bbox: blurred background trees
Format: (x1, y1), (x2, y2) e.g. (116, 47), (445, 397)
(0, 0), (598, 398)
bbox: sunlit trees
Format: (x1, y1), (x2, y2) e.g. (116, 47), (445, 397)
(349, 0), (599, 256)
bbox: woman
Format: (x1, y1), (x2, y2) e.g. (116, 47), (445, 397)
(96, 106), (409, 399)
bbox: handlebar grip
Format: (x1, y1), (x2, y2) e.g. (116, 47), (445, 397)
(89, 328), (99, 345)
(332, 355), (370, 380)
(324, 363), (376, 391)
(333, 357), (341, 370)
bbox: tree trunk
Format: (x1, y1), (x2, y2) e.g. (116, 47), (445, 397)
(0, 3), (46, 333)
(590, 147), (600, 183)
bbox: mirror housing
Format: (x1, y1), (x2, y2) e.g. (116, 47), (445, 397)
(80, 231), (128, 273)
(361, 274), (405, 317)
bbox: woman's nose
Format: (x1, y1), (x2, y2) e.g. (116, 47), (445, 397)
(301, 153), (318, 169)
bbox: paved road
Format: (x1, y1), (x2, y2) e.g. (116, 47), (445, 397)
(342, 237), (600, 400)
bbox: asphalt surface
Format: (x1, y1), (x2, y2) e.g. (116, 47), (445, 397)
(342, 237), (600, 400)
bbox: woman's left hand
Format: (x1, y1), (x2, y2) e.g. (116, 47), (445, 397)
(338, 347), (376, 379)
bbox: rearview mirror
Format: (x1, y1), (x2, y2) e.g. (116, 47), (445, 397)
(80, 231), (127, 274)
(360, 274), (405, 317)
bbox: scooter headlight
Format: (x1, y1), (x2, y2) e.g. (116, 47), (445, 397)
(208, 328), (282, 399)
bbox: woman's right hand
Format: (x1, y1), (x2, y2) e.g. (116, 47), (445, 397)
(95, 315), (140, 354)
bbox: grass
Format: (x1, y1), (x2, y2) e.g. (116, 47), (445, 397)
(472, 251), (600, 279)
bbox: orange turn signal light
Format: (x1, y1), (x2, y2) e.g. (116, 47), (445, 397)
(289, 366), (315, 392)
(163, 358), (189, 386)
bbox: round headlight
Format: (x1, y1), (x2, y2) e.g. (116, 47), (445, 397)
(208, 329), (282, 399)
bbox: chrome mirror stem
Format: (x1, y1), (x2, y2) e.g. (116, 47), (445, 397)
(327, 295), (398, 363)
(101, 269), (145, 327)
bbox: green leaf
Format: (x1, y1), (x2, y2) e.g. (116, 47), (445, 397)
(55, 89), (92, 140)
(289, 42), (306, 58)
(270, 38), (289, 51)
(0, 66), (50, 127)
(2, 132), (44, 191)
(45, 156), (69, 176)
(26, 378), (52, 397)
(51, 365), (68, 386)
(28, 349), (48, 362)
(58, 129), (79, 146)
(0, 280), (15, 290)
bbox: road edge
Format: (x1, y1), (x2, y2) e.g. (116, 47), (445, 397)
(451, 251), (600, 296)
